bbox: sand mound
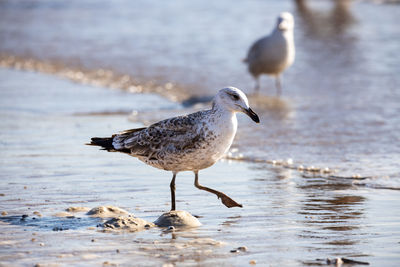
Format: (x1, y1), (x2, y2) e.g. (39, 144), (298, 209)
(66, 207), (90, 213)
(103, 215), (154, 231)
(154, 210), (202, 228)
(86, 206), (131, 218)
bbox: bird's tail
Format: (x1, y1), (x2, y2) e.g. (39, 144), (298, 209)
(86, 137), (115, 151)
(242, 58), (248, 64)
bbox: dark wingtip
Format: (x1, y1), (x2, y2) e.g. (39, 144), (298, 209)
(87, 137), (114, 150)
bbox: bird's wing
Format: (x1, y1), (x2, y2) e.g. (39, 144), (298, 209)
(246, 38), (265, 63)
(113, 111), (206, 158)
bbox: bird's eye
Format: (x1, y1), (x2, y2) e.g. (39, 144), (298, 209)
(230, 94), (240, 101)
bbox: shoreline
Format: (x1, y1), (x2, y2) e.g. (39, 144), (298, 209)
(1, 67), (399, 266)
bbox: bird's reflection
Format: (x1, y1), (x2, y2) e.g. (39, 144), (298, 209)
(221, 215), (242, 227)
(245, 93), (294, 121)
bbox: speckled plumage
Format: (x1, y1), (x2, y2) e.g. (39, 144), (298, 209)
(111, 108), (236, 172)
(88, 87), (259, 210)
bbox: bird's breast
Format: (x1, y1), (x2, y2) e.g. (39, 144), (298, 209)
(205, 113), (237, 161)
(261, 32), (294, 73)
(140, 112), (238, 172)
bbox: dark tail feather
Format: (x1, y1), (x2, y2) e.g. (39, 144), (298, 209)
(87, 137), (115, 151)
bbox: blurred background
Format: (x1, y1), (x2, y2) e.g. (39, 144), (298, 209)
(1, 0), (399, 179)
(1, 1), (400, 266)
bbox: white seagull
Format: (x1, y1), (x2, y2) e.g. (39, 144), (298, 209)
(88, 87), (259, 211)
(244, 12), (295, 96)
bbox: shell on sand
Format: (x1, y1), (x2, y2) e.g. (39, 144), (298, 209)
(154, 210), (202, 228)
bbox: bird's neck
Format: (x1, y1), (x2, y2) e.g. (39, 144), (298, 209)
(211, 102), (235, 117)
(207, 104), (238, 161)
(210, 105), (237, 133)
(273, 28), (293, 38)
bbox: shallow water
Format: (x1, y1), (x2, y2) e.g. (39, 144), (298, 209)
(1, 69), (399, 266)
(1, 0), (399, 179)
(0, 0), (400, 266)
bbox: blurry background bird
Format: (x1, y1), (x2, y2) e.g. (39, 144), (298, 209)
(243, 12), (295, 96)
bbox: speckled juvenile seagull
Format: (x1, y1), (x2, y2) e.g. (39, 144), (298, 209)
(244, 12), (295, 96)
(88, 87), (259, 211)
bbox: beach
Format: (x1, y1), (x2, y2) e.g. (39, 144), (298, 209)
(1, 0), (400, 266)
(1, 68), (399, 266)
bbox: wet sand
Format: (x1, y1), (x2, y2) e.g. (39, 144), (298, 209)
(1, 68), (399, 266)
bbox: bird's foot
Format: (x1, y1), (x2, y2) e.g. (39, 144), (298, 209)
(216, 192), (243, 208)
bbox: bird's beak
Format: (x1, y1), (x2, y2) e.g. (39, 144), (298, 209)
(243, 107), (260, 123)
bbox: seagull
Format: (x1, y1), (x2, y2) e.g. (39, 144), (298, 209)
(88, 87), (259, 211)
(243, 12), (295, 96)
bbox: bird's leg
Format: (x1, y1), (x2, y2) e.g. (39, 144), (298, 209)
(275, 75), (282, 96)
(193, 171), (242, 208)
(170, 172), (177, 211)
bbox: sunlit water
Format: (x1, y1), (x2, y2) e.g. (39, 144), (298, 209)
(0, 0), (400, 266)
(1, 69), (399, 266)
(1, 0), (399, 179)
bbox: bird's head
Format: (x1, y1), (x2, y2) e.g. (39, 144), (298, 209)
(276, 12), (294, 31)
(213, 87), (260, 123)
